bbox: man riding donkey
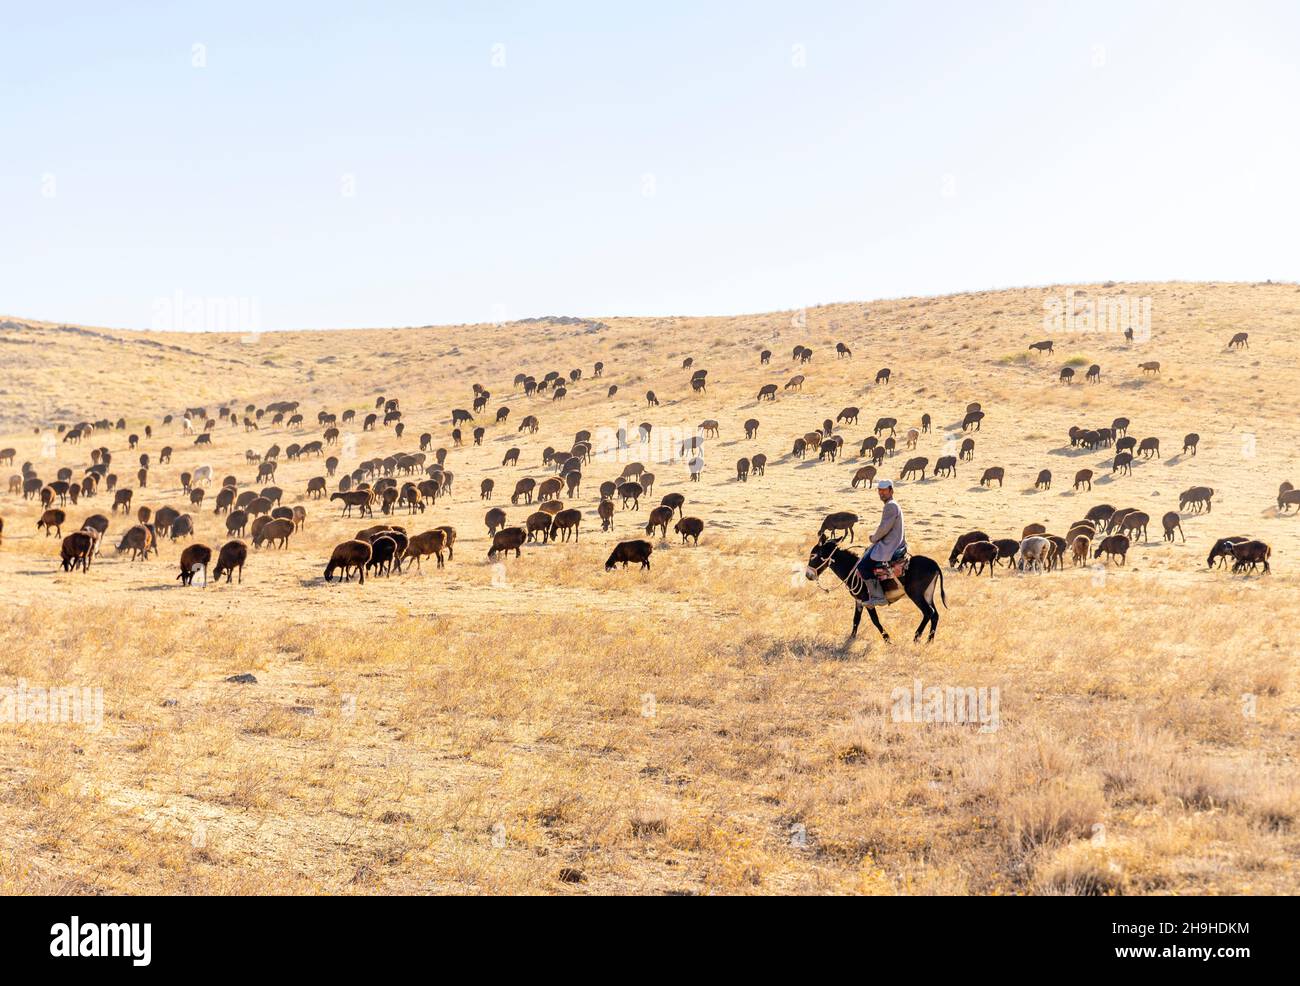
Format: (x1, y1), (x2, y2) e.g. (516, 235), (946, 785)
(853, 478), (909, 605)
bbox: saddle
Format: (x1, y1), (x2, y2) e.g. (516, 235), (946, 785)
(854, 545), (909, 603)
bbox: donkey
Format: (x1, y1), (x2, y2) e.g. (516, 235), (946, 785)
(805, 536), (947, 642)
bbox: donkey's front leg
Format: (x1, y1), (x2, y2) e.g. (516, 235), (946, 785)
(865, 606), (890, 643)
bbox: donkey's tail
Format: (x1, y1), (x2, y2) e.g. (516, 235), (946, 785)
(936, 566), (948, 609)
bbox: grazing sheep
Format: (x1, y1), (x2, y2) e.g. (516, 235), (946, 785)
(176, 543), (213, 585)
(1138, 437), (1160, 458)
(550, 508), (582, 542)
(852, 465), (877, 489)
(61, 531), (96, 572)
(1228, 331), (1249, 350)
(948, 530), (991, 567)
(38, 509), (66, 537)
(253, 518), (295, 549)
(675, 516), (704, 544)
(818, 511), (858, 543)
(488, 526), (527, 559)
(1034, 469), (1052, 490)
(899, 456), (928, 480)
(1017, 536), (1051, 572)
(1161, 511), (1185, 542)
(605, 539), (653, 571)
(1139, 361), (1161, 376)
(324, 539), (371, 583)
(959, 540), (999, 575)
(116, 524), (155, 561)
(1119, 510), (1150, 543)
(979, 467), (1004, 487)
(1029, 340), (1054, 355)
(618, 482), (643, 509)
(1070, 534), (1091, 566)
(1094, 534), (1130, 565)
(1179, 486), (1213, 513)
(1229, 540), (1271, 574)
(644, 505), (674, 538)
(404, 529), (448, 571)
(1207, 536), (1252, 569)
(1182, 433), (1200, 456)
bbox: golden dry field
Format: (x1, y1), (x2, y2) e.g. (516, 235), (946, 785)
(1, 280), (1297, 895)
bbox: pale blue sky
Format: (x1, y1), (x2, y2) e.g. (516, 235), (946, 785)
(3, 1), (1297, 330)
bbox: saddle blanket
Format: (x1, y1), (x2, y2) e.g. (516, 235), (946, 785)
(854, 545), (910, 582)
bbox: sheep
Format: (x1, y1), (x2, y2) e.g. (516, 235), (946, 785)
(61, 531), (96, 572)
(979, 467), (1004, 487)
(1070, 534), (1091, 566)
(38, 508), (66, 537)
(489, 527), (527, 559)
(550, 508), (583, 542)
(644, 505), (674, 539)
(959, 540), (999, 575)
(253, 518), (295, 549)
(1017, 536), (1051, 572)
(1229, 540), (1271, 574)
(403, 529), (448, 571)
(605, 539), (653, 571)
(324, 539), (372, 583)
(1094, 534), (1130, 565)
(1161, 511), (1185, 542)
(177, 544), (213, 586)
(1034, 469), (1052, 490)
(818, 511), (858, 542)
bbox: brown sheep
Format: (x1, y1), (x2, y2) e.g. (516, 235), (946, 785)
(112, 488), (133, 514)
(1070, 534), (1091, 566)
(331, 489), (374, 517)
(784, 375), (804, 391)
(958, 541), (999, 576)
(1179, 486), (1213, 513)
(851, 465), (877, 489)
(61, 531), (96, 572)
(1074, 469), (1093, 491)
(403, 529), (448, 571)
(489, 526), (527, 559)
(899, 456), (927, 481)
(253, 518), (295, 549)
(177, 544), (213, 585)
(550, 508), (583, 542)
(225, 509), (249, 537)
(1119, 510), (1150, 542)
(511, 478), (536, 505)
(525, 511), (553, 542)
(116, 524), (154, 561)
(605, 539), (653, 571)
(480, 478), (494, 500)
(324, 539), (370, 583)
(818, 511), (857, 542)
(1034, 469), (1052, 490)
(979, 467), (1004, 488)
(1229, 540), (1271, 574)
(38, 509), (66, 537)
(1139, 361), (1161, 376)
(1228, 331), (1249, 350)
(485, 507), (507, 535)
(644, 505), (674, 538)
(1094, 534), (1130, 565)
(598, 498), (615, 530)
(538, 477), (564, 501)
(1161, 511), (1185, 542)
(948, 530), (991, 567)
(618, 482), (643, 509)
(1182, 433), (1200, 455)
(934, 456), (957, 478)
(757, 384), (778, 401)
(1022, 523), (1046, 539)
(736, 457), (750, 482)
(671, 516), (702, 544)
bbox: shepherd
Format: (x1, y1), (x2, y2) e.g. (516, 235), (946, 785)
(856, 478), (906, 605)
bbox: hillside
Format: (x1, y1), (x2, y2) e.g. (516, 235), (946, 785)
(1, 281), (1297, 895)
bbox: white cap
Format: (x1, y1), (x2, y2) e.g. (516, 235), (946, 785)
(877, 479), (894, 489)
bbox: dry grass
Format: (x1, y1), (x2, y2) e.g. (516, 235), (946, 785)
(1, 281), (1298, 894)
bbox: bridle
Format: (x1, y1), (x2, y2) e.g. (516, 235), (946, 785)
(808, 539), (868, 598)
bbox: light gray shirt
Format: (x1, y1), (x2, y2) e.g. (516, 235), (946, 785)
(868, 498), (905, 560)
